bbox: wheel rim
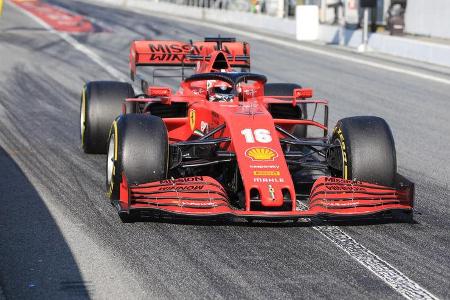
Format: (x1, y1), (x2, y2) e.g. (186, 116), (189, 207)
(336, 138), (346, 179)
(107, 133), (115, 186)
(80, 88), (86, 145)
(328, 139), (345, 178)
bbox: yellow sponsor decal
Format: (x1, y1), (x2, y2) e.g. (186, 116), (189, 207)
(189, 109), (196, 131)
(253, 171), (280, 176)
(245, 147), (278, 161)
(0, 0), (3, 17)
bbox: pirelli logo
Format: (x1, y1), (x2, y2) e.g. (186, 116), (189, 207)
(253, 171), (280, 176)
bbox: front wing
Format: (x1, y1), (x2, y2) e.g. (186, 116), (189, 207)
(116, 175), (414, 221)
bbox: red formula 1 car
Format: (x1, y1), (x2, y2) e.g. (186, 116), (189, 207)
(80, 37), (414, 222)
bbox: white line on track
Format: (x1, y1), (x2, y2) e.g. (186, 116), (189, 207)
(315, 226), (439, 300)
(9, 1), (441, 299)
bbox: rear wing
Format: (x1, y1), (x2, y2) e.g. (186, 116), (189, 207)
(129, 38), (250, 80)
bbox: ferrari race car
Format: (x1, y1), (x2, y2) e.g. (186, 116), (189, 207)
(80, 37), (414, 222)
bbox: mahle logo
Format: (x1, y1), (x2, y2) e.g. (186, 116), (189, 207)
(245, 147), (278, 161)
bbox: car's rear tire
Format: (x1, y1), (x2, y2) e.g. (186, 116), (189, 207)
(328, 116), (397, 187)
(106, 114), (169, 200)
(264, 83), (308, 138)
(81, 81), (135, 154)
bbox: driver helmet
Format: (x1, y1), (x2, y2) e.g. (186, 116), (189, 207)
(208, 83), (233, 102)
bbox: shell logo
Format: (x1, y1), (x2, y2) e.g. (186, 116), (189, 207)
(245, 147), (278, 161)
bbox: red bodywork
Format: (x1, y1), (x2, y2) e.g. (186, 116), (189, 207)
(116, 39), (414, 220)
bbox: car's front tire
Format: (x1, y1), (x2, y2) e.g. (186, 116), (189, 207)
(328, 116), (397, 187)
(106, 114), (169, 200)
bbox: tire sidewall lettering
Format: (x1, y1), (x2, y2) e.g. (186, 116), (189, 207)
(336, 127), (349, 180)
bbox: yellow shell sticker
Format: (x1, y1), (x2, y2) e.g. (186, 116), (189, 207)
(253, 171), (280, 176)
(245, 147), (278, 161)
(189, 109), (196, 131)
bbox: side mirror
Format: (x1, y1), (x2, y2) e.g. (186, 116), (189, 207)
(147, 86), (172, 98)
(293, 88), (313, 99)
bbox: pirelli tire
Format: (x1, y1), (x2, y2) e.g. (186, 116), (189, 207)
(106, 114), (169, 201)
(264, 83), (308, 138)
(80, 81), (136, 154)
(329, 116), (397, 187)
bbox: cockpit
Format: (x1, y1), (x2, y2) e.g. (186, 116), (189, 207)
(183, 72), (267, 102)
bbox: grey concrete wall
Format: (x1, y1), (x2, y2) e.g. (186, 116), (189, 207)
(319, 24), (450, 68)
(127, 0), (298, 37)
(405, 0), (450, 39)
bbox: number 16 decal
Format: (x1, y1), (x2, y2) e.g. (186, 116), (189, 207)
(241, 128), (272, 143)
